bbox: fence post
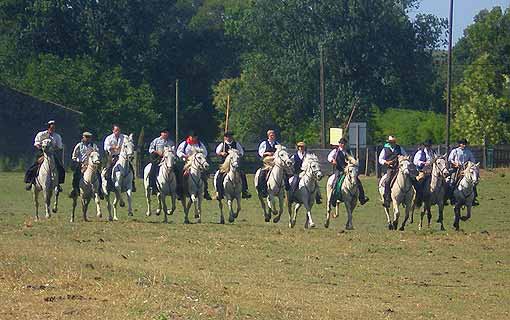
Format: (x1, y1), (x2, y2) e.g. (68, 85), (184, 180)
(365, 146), (369, 176)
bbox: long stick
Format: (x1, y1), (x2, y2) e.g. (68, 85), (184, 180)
(175, 79), (179, 144)
(222, 95), (231, 153)
(344, 97), (359, 136)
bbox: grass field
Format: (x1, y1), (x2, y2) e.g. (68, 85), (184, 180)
(0, 170), (509, 319)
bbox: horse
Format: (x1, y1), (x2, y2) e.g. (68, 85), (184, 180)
(287, 154), (323, 228)
(325, 159), (359, 230)
(254, 145), (294, 223)
(412, 156), (449, 231)
(102, 134), (135, 221)
(143, 147), (177, 223)
(214, 149), (242, 224)
(182, 150), (209, 224)
(32, 139), (60, 221)
(452, 161), (480, 231)
(378, 155), (417, 230)
(70, 150), (102, 222)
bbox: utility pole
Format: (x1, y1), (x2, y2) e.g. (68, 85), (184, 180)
(175, 79), (179, 144)
(320, 43), (326, 148)
(446, 0), (454, 152)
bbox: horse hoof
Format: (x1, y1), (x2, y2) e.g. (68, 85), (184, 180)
(97, 213), (102, 218)
(167, 210), (173, 216)
(220, 218), (225, 224)
(70, 219), (74, 223)
(83, 218), (89, 222)
(163, 219), (169, 224)
(194, 214), (200, 219)
(113, 217), (119, 221)
(453, 223), (459, 231)
(228, 216), (235, 223)
(346, 225), (354, 231)
(52, 208), (57, 213)
(388, 223), (394, 230)
(128, 212), (133, 217)
(399, 226), (405, 231)
(184, 219), (190, 224)
(264, 215), (271, 223)
(155, 210), (161, 216)
(460, 216), (469, 222)
(146, 211), (151, 217)
(324, 221), (330, 229)
(273, 216), (281, 223)
(196, 218), (201, 224)
(119, 201), (125, 207)
(108, 217), (113, 222)
(309, 223), (316, 228)
(440, 226), (446, 231)
(392, 221), (399, 230)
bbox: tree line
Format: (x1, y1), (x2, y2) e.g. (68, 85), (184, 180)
(0, 1), (508, 145)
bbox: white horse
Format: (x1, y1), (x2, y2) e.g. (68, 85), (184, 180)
(182, 150), (209, 224)
(32, 139), (60, 220)
(214, 149), (242, 224)
(452, 161), (480, 231)
(325, 160), (359, 230)
(287, 154), (323, 229)
(102, 134), (135, 221)
(143, 147), (177, 223)
(412, 156), (449, 231)
(254, 145), (294, 223)
(378, 155), (417, 230)
(71, 150), (102, 222)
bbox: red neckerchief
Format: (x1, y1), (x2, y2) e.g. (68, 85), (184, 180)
(186, 136), (198, 145)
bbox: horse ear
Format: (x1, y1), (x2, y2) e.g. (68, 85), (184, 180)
(475, 162), (480, 167)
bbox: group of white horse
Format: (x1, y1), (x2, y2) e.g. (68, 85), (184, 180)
(30, 139), (479, 231)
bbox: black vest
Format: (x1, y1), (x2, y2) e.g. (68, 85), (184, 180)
(335, 148), (350, 172)
(383, 145), (403, 162)
(223, 140), (238, 153)
(293, 153), (304, 173)
(264, 140), (279, 153)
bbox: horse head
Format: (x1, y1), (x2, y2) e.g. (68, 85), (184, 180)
(464, 161), (480, 184)
(302, 154), (323, 181)
(40, 139), (54, 154)
(432, 156), (449, 179)
(162, 147), (176, 169)
(344, 161), (359, 181)
(189, 150), (209, 172)
(274, 145), (293, 168)
(398, 155), (415, 177)
(121, 134), (135, 161)
(88, 150), (101, 166)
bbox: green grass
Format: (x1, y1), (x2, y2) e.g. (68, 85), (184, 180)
(0, 171), (509, 319)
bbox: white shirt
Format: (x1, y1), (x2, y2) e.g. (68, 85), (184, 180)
(34, 130), (63, 150)
(215, 141), (245, 157)
(378, 145), (407, 165)
(72, 142), (99, 163)
(413, 148), (435, 168)
(258, 140), (279, 158)
(104, 133), (128, 156)
(176, 140), (208, 159)
(448, 147), (475, 165)
(148, 137), (175, 154)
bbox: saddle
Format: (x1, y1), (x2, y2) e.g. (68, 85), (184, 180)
(379, 173), (399, 189)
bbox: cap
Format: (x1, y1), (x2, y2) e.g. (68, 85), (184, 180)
(296, 141), (306, 147)
(82, 131), (93, 137)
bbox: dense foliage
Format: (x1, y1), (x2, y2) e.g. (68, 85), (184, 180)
(1, 1), (507, 145)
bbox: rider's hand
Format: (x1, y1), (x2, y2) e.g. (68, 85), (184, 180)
(385, 160), (392, 165)
(219, 152), (227, 157)
(264, 152), (274, 157)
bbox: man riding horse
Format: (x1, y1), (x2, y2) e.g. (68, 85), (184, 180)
(24, 120), (65, 191)
(256, 130), (289, 197)
(448, 138), (479, 206)
(69, 132), (104, 199)
(378, 135), (420, 208)
(328, 138), (369, 207)
(176, 131), (212, 200)
(103, 124), (136, 192)
(412, 139), (437, 207)
(147, 129), (175, 195)
(288, 141), (322, 204)
(215, 131), (251, 199)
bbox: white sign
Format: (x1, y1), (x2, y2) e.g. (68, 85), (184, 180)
(348, 122), (367, 148)
(329, 128), (343, 146)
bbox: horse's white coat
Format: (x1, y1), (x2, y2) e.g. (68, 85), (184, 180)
(453, 161), (479, 230)
(214, 149), (242, 224)
(71, 150), (102, 222)
(182, 150), (209, 224)
(33, 139), (60, 220)
(325, 160), (359, 230)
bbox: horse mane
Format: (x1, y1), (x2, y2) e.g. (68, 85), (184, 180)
(301, 153), (318, 170)
(220, 149), (239, 173)
(184, 149), (204, 171)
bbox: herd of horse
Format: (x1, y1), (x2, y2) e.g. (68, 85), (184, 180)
(30, 136), (479, 231)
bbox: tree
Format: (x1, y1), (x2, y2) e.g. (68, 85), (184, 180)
(452, 54), (510, 145)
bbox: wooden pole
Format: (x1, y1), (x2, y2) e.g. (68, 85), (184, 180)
(225, 95), (231, 133)
(319, 44), (326, 148)
(446, 0), (454, 153)
(365, 146), (370, 176)
(343, 97), (359, 137)
(175, 79), (179, 144)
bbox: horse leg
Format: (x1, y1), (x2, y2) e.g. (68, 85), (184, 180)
(156, 192), (163, 216)
(218, 199), (225, 224)
(259, 194), (270, 222)
(126, 189), (133, 216)
(235, 196), (241, 220)
(410, 202), (415, 224)
(182, 198), (191, 224)
(95, 192), (102, 218)
(227, 198), (235, 223)
(291, 203), (300, 228)
(70, 195), (77, 223)
(105, 193), (113, 221)
(33, 189), (40, 221)
(161, 194), (169, 223)
(196, 195), (202, 223)
(419, 206), (426, 230)
(169, 193), (176, 216)
(44, 189), (52, 219)
(82, 197), (90, 222)
(273, 194), (284, 223)
(438, 203), (445, 231)
(305, 202), (315, 229)
(453, 204), (461, 231)
(392, 201), (400, 230)
(427, 205), (432, 227)
(112, 191), (120, 221)
(345, 201), (354, 230)
(383, 206), (393, 230)
(461, 204), (472, 221)
(145, 186), (152, 216)
(52, 186), (59, 213)
(399, 203), (411, 231)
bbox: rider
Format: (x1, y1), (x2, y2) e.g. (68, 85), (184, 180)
(215, 131), (252, 199)
(378, 135), (420, 208)
(257, 129), (285, 197)
(147, 129), (175, 195)
(176, 131), (212, 200)
(289, 141), (322, 204)
(413, 139), (436, 207)
(328, 138), (369, 207)
(24, 120), (65, 191)
(69, 132), (103, 199)
(103, 124), (136, 192)
(447, 138), (479, 206)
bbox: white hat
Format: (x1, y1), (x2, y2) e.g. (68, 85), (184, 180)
(47, 120), (56, 125)
(82, 131), (93, 137)
(387, 135), (396, 142)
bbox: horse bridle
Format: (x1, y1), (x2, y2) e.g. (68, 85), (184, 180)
(396, 160), (414, 194)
